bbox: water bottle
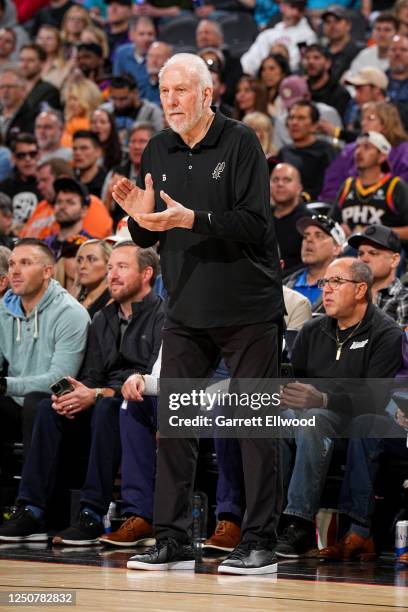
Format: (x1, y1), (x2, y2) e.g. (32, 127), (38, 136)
(103, 502), (117, 534)
(192, 491), (208, 547)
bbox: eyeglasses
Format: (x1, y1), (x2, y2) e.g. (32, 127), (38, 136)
(317, 277), (364, 290)
(15, 151), (38, 160)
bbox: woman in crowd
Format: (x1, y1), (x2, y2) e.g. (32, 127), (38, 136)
(320, 102), (408, 202)
(36, 25), (72, 88)
(61, 4), (92, 58)
(91, 108), (122, 171)
(243, 111), (276, 157)
(233, 76), (269, 120)
(259, 53), (291, 118)
(74, 239), (112, 319)
(61, 76), (104, 147)
(54, 235), (90, 296)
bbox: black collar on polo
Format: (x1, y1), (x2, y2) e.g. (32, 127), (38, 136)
(164, 107), (227, 152)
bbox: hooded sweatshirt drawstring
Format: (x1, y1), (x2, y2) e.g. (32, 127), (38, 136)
(15, 310), (39, 342)
(33, 309), (39, 339)
(16, 318), (21, 342)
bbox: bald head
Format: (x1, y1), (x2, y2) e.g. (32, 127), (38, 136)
(270, 163), (302, 209)
(147, 41), (173, 77)
(196, 19), (224, 50)
(322, 257), (372, 322)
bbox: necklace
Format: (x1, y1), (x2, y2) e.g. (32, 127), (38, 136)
(335, 319), (363, 361)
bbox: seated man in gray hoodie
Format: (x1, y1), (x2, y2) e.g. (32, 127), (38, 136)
(0, 237), (90, 460)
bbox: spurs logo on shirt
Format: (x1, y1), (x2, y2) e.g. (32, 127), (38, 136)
(212, 162), (225, 179)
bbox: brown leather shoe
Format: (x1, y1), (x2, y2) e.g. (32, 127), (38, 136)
(203, 520), (241, 552)
(319, 532), (375, 561)
(99, 516), (155, 547)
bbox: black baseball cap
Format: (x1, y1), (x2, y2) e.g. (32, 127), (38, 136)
(348, 225), (401, 253)
(54, 177), (90, 207)
(296, 214), (346, 246)
(77, 43), (103, 58)
(322, 5), (350, 20)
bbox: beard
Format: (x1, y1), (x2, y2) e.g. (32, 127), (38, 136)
(58, 216), (82, 229)
(166, 97), (203, 136)
(307, 68), (326, 85)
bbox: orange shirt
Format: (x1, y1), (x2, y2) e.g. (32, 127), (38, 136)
(61, 117), (91, 148)
(20, 195), (113, 240)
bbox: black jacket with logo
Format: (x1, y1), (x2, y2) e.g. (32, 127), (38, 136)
(79, 290), (164, 394)
(291, 303), (403, 416)
(128, 110), (284, 328)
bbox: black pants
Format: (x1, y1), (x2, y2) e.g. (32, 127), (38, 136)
(154, 320), (283, 546)
(0, 392), (50, 460)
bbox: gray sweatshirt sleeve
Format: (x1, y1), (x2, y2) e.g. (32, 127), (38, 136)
(6, 307), (90, 398)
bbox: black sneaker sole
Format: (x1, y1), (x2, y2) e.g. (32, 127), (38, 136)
(52, 536), (101, 546)
(218, 561), (278, 575)
(127, 558), (195, 571)
(0, 533), (48, 542)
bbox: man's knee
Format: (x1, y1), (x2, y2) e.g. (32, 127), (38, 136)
(91, 396), (122, 428)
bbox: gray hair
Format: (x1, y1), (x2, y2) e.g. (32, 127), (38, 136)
(129, 120), (156, 139)
(159, 53), (213, 91)
(350, 259), (373, 303)
(0, 246), (11, 277)
(0, 63), (25, 83)
(197, 19), (224, 43)
(35, 109), (64, 128)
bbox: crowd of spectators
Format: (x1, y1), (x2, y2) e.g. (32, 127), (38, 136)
(0, 0), (408, 566)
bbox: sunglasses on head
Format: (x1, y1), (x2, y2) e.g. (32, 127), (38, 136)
(15, 151), (38, 160)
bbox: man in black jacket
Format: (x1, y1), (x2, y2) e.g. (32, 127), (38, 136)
(113, 53), (284, 575)
(0, 242), (164, 545)
(303, 43), (351, 121)
(16, 44), (61, 134)
(276, 257), (403, 558)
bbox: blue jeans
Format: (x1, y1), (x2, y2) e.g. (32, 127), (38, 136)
(338, 413), (407, 526)
(281, 408), (346, 523)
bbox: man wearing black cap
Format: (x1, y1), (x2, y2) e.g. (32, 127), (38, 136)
(284, 213), (345, 311)
(302, 43), (351, 120)
(349, 225), (408, 327)
(45, 178), (93, 260)
(76, 43), (111, 96)
(321, 6), (361, 82)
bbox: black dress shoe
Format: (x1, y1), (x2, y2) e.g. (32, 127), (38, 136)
(127, 537), (195, 571)
(218, 541), (278, 575)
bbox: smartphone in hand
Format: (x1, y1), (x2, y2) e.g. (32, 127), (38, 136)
(50, 378), (75, 397)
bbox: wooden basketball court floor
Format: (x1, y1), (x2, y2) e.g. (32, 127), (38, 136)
(0, 545), (407, 610)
